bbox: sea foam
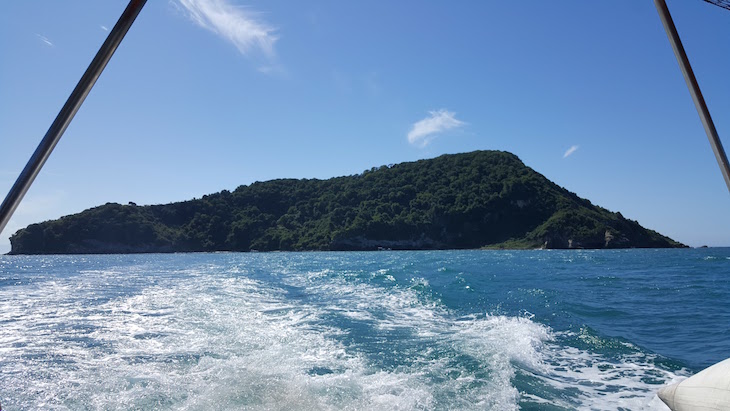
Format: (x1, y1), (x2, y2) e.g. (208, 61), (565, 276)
(0, 253), (687, 410)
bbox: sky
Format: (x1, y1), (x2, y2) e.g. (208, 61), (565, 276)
(1, 0), (729, 253)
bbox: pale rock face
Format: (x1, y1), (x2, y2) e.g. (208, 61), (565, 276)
(604, 230), (614, 247)
(514, 200), (529, 209)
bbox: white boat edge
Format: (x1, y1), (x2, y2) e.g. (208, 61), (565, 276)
(658, 357), (730, 411)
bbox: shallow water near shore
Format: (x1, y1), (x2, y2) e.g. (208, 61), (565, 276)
(1, 248), (729, 410)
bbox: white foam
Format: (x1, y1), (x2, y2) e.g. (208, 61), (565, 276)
(0, 258), (685, 410)
(532, 342), (683, 410)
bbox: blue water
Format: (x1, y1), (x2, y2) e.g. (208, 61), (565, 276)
(1, 249), (729, 410)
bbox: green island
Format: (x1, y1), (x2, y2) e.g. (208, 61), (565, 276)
(9, 151), (685, 254)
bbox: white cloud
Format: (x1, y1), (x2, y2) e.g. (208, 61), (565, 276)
(257, 64), (284, 75)
(407, 109), (465, 147)
(35, 34), (53, 47)
(563, 145), (579, 158)
(100, 25), (109, 31)
(177, 0), (277, 59)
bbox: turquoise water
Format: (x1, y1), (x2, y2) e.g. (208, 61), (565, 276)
(1, 249), (729, 410)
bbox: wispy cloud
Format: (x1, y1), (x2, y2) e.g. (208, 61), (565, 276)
(407, 109), (466, 147)
(100, 25), (109, 31)
(563, 145), (579, 158)
(257, 65), (284, 75)
(35, 34), (53, 47)
(176, 0), (277, 59)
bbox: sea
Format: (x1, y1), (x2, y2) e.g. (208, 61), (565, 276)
(1, 249), (729, 410)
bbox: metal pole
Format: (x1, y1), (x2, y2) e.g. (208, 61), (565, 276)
(654, 0), (730, 194)
(0, 0), (147, 236)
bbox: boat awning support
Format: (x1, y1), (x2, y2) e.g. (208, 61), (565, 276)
(0, 0), (147, 236)
(654, 0), (730, 194)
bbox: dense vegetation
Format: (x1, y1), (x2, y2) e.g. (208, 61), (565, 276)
(9, 151), (685, 254)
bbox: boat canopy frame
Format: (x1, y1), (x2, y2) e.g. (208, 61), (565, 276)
(0, 0), (147, 235)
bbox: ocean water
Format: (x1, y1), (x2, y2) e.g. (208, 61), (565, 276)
(1, 249), (729, 410)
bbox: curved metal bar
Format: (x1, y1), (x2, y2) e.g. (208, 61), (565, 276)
(702, 0), (730, 12)
(0, 0), (147, 236)
(655, 0), (730, 194)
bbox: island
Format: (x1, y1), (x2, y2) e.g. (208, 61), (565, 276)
(8, 151), (685, 254)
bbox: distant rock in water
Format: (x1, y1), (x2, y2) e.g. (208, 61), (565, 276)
(9, 151), (686, 254)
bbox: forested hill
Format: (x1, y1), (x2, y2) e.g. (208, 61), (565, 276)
(9, 151), (685, 254)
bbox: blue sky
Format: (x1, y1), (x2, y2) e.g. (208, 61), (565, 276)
(1, 0), (729, 252)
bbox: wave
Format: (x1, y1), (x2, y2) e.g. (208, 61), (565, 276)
(0, 257), (684, 410)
